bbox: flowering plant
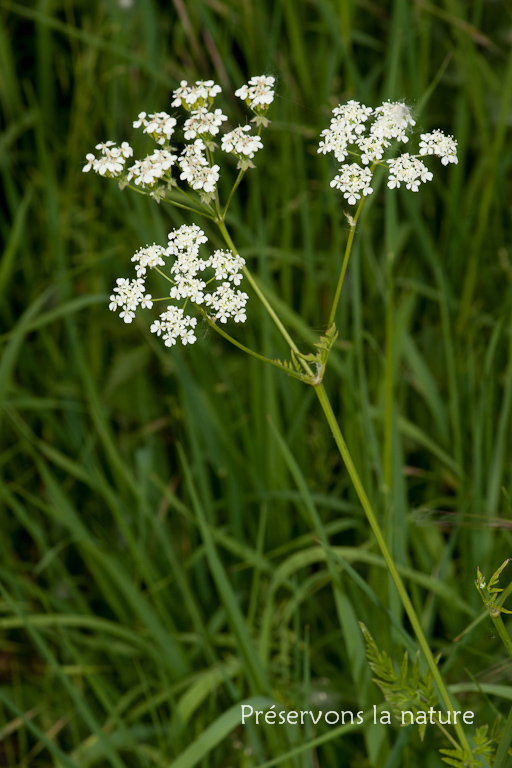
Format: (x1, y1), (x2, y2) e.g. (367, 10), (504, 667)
(83, 76), (505, 766)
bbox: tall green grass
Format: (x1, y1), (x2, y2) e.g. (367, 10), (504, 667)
(1, 0), (511, 765)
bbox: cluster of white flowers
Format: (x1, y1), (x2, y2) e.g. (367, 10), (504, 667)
(320, 100), (458, 203)
(131, 244), (166, 277)
(209, 249), (245, 285)
(418, 130), (458, 165)
(221, 125), (263, 165)
(151, 306), (198, 346)
(372, 101), (416, 143)
(126, 149), (177, 187)
(109, 225), (248, 345)
(330, 164), (374, 205)
(84, 74), (274, 203)
(387, 154), (433, 191)
(83, 141), (133, 176)
(171, 79), (222, 110)
(205, 282), (248, 324)
(235, 76), (275, 109)
(133, 112), (177, 144)
(109, 277), (153, 323)
(178, 139), (220, 195)
(183, 107), (228, 140)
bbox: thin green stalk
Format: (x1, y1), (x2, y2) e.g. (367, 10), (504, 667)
(216, 220), (313, 375)
(489, 612), (512, 660)
(222, 169), (245, 218)
(314, 382), (471, 753)
(173, 185), (216, 217)
(197, 307), (308, 383)
(125, 182), (215, 219)
(383, 256), (394, 496)
(327, 194), (365, 328)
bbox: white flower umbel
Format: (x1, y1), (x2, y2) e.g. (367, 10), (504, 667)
(204, 282), (249, 324)
(171, 79), (222, 110)
(235, 76), (275, 109)
(183, 107), (228, 139)
(209, 249), (245, 285)
(127, 149), (177, 187)
(356, 135), (389, 165)
(318, 101), (373, 162)
(132, 112), (177, 145)
(83, 141), (133, 177)
(371, 101), (416, 143)
(332, 101), (373, 137)
(320, 99), (458, 203)
(109, 277), (153, 323)
(387, 154), (433, 191)
(330, 164), (374, 205)
(167, 223), (207, 252)
(150, 306), (198, 346)
(221, 125), (263, 169)
(110, 225), (249, 345)
(167, 223), (209, 260)
(419, 130), (458, 165)
(178, 140), (219, 200)
(131, 244), (166, 277)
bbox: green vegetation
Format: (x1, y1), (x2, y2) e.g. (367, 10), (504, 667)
(1, 1), (512, 766)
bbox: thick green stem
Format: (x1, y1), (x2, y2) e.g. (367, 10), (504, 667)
(314, 382), (471, 753)
(327, 195), (365, 328)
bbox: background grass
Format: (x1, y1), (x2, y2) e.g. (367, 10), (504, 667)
(1, 0), (512, 765)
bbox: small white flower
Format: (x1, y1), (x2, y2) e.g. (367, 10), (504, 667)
(109, 226), (249, 345)
(331, 101), (373, 136)
(151, 304), (198, 346)
(179, 141), (220, 194)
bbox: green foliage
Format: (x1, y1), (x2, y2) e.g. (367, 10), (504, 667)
(296, 324), (338, 369)
(360, 622), (438, 741)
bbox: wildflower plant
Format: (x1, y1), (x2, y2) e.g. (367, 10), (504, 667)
(83, 77), (501, 765)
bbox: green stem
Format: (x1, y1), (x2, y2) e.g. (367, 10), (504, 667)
(175, 187), (216, 218)
(327, 194), (366, 328)
(383, 265), (394, 496)
(216, 219), (313, 376)
(222, 169), (245, 218)
(197, 307), (308, 383)
(125, 183), (215, 219)
(489, 612), (512, 660)
(314, 382), (471, 753)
